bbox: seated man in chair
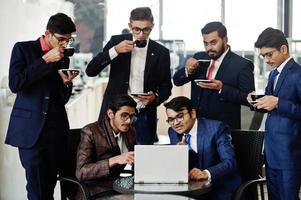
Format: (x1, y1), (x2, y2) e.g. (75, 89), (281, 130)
(75, 95), (137, 199)
(164, 96), (241, 200)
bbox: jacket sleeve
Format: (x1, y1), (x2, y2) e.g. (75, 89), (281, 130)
(85, 36), (116, 77)
(9, 42), (60, 93)
(206, 123), (238, 182)
(220, 60), (255, 106)
(75, 126), (111, 181)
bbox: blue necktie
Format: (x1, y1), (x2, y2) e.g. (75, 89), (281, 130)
(269, 69), (279, 94)
(184, 134), (191, 149)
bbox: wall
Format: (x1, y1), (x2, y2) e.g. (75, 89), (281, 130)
(0, 0), (74, 199)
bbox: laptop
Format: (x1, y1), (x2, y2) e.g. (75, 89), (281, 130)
(134, 145), (188, 183)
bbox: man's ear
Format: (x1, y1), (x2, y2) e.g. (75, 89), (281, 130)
(107, 109), (114, 119)
(280, 44), (288, 54)
(191, 109), (197, 119)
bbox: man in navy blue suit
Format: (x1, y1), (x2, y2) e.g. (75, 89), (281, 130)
(173, 22), (254, 129)
(164, 96), (241, 200)
(248, 28), (301, 200)
(5, 13), (77, 200)
(86, 7), (172, 145)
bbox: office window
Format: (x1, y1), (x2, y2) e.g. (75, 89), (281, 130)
(293, 0), (301, 40)
(162, 0), (221, 51)
(225, 0), (277, 51)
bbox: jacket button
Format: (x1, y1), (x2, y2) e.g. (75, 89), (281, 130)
(45, 96), (49, 100)
(43, 111), (47, 115)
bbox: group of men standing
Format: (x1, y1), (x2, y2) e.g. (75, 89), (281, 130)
(4, 6), (301, 200)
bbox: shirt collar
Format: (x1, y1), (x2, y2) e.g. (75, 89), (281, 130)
(39, 35), (51, 52)
(187, 119), (198, 137)
(277, 56), (292, 74)
(215, 45), (230, 64)
(113, 131), (121, 138)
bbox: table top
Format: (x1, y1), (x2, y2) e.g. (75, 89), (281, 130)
(99, 193), (197, 200)
(113, 176), (211, 197)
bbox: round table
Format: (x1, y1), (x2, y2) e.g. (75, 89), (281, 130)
(113, 176), (211, 197)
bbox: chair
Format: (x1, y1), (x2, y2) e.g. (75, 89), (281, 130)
(249, 112), (265, 130)
(58, 129), (130, 200)
(230, 129), (266, 200)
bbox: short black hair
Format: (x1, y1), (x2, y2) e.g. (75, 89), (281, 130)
(107, 95), (137, 114)
(164, 96), (194, 113)
(201, 21), (227, 38)
(46, 13), (76, 34)
(130, 7), (153, 23)
(255, 27), (288, 50)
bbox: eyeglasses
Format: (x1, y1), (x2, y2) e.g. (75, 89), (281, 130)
(120, 112), (137, 123)
(53, 33), (74, 45)
(166, 112), (189, 125)
(131, 27), (152, 34)
(260, 50), (278, 60)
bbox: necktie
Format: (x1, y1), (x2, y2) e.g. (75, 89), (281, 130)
(184, 134), (191, 149)
(207, 60), (215, 80)
(269, 69), (279, 94)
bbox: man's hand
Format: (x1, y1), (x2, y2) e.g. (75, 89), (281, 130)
(109, 151), (135, 167)
(114, 40), (134, 54)
(134, 91), (156, 106)
(197, 79), (223, 90)
(185, 57), (199, 75)
(189, 168), (209, 181)
(177, 135), (186, 145)
(254, 95), (278, 111)
(58, 70), (79, 86)
(42, 47), (64, 63)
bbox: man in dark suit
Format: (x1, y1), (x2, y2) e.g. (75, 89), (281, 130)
(164, 96), (241, 200)
(86, 7), (172, 145)
(248, 28), (301, 200)
(5, 13), (77, 200)
(173, 21), (254, 129)
(75, 95), (136, 199)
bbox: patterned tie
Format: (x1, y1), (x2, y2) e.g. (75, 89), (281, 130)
(184, 134), (191, 149)
(269, 69), (279, 94)
(207, 60), (215, 80)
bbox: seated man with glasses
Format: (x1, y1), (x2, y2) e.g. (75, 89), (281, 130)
(75, 95), (137, 199)
(86, 7), (172, 145)
(164, 96), (241, 200)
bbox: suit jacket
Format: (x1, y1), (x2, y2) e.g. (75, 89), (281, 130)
(86, 34), (172, 137)
(173, 50), (255, 129)
(168, 118), (241, 199)
(264, 58), (301, 170)
(5, 39), (72, 148)
(75, 119), (136, 197)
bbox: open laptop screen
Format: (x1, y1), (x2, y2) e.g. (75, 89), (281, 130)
(134, 145), (188, 183)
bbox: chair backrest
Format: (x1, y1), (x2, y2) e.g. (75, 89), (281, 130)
(65, 128), (82, 177)
(231, 129), (264, 182)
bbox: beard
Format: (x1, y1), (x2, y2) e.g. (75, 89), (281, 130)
(207, 43), (226, 60)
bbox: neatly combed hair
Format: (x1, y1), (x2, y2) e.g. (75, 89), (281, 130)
(130, 7), (153, 23)
(164, 96), (194, 113)
(255, 27), (288, 50)
(46, 13), (76, 34)
(201, 21), (227, 38)
(107, 95), (137, 114)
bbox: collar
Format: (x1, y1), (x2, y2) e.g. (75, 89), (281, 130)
(39, 35), (51, 52)
(113, 131), (121, 138)
(276, 56), (292, 73)
(187, 119), (197, 138)
(215, 45), (230, 64)
(133, 38), (150, 49)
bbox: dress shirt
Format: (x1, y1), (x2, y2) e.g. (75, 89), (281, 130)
(113, 132), (128, 154)
(206, 46), (230, 79)
(109, 39), (150, 109)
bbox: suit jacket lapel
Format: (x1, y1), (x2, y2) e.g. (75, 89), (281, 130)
(144, 40), (155, 88)
(214, 50), (232, 80)
(197, 121), (205, 169)
(274, 58), (294, 96)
